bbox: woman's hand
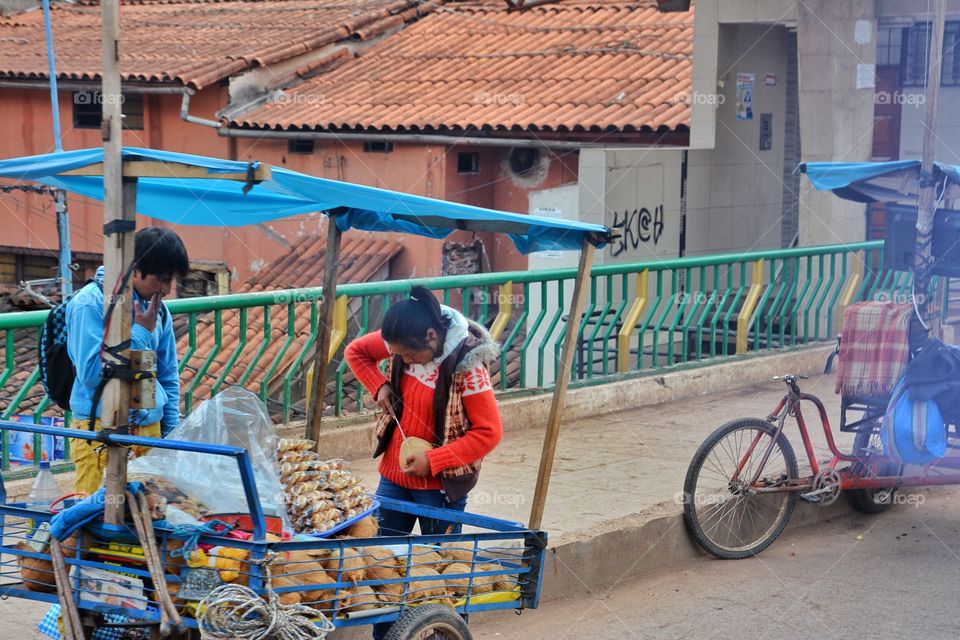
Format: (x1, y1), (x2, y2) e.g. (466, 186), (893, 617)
(402, 452), (432, 477)
(376, 385), (396, 419)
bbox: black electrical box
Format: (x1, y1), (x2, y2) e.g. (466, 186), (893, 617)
(884, 204), (960, 277)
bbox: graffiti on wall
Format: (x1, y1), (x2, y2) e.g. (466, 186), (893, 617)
(609, 205), (665, 258)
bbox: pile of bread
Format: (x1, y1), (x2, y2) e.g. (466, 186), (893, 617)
(277, 439), (374, 535)
(265, 517), (520, 614)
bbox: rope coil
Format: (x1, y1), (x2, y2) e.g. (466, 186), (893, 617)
(198, 553), (334, 640)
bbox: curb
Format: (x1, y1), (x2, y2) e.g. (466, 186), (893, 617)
(539, 498), (856, 602)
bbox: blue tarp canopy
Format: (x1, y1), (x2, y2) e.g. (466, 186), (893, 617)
(0, 147), (612, 254)
(800, 160), (960, 204)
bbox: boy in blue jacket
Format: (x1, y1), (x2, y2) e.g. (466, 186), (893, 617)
(66, 227), (189, 495)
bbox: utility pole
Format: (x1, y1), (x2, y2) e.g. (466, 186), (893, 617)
(100, 0), (135, 525)
(41, 0), (73, 298)
(913, 0), (947, 346)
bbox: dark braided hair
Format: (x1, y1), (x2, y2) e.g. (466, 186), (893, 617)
(382, 286), (466, 444)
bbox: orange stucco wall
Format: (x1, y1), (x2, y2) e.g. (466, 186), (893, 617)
(1, 85), (579, 285)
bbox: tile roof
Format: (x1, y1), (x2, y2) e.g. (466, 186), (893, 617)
(177, 232), (403, 412)
(0, 0), (433, 89)
(234, 0), (693, 135)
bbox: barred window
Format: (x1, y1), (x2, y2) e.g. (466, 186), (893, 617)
(877, 26), (905, 67)
(903, 21), (960, 87)
(904, 23), (931, 86)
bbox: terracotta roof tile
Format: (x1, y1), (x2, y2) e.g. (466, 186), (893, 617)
(0, 0), (433, 89)
(234, 0), (693, 134)
(178, 232), (401, 408)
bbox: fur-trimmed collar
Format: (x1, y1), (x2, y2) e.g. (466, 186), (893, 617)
(457, 320), (500, 372)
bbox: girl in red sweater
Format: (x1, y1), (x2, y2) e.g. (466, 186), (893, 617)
(344, 286), (503, 537)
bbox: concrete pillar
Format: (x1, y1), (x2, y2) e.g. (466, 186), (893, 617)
(796, 0), (876, 247)
(1, 0), (40, 16)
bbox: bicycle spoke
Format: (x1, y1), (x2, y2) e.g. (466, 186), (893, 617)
(688, 423), (796, 555)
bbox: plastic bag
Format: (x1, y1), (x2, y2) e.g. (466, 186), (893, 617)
(128, 387), (291, 533)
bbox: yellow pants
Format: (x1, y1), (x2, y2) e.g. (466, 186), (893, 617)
(71, 421), (160, 496)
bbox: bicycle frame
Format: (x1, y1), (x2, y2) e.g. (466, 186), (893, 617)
(744, 381), (960, 495)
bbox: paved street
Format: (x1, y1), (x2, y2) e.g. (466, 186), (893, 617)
(474, 487), (960, 640)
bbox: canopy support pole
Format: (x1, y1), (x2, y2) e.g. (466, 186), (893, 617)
(913, 0), (947, 345)
(306, 210), (344, 445)
(529, 239), (596, 530)
(100, 0), (132, 525)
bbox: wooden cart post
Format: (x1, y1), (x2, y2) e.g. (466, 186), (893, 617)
(100, 0), (132, 524)
(529, 239), (596, 530)
(913, 0), (947, 343)
(306, 209), (345, 444)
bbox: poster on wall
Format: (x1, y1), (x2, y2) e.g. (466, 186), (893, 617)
(533, 208), (563, 259)
(736, 73), (755, 121)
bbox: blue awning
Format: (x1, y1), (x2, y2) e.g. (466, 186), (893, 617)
(799, 160), (960, 204)
(0, 147), (613, 254)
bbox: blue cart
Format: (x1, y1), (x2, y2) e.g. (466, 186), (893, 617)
(0, 419), (547, 640)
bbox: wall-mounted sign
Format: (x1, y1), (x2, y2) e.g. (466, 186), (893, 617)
(736, 73), (755, 121)
(759, 113), (773, 151)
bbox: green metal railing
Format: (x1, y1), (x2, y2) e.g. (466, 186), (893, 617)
(0, 240), (921, 471)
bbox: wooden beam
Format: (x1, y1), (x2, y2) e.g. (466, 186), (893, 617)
(913, 0), (947, 342)
(528, 240), (595, 530)
(306, 212), (344, 444)
(60, 160), (272, 182)
(100, 0), (130, 526)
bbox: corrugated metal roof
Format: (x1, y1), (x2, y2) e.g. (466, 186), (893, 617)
(234, 0), (693, 134)
(0, 0), (435, 89)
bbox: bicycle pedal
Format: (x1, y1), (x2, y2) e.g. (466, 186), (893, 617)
(799, 493), (821, 504)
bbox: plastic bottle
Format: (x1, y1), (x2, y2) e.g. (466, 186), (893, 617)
(26, 461), (61, 511)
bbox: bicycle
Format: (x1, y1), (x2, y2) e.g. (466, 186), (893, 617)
(681, 372), (959, 559)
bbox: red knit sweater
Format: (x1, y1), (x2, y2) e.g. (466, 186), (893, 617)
(345, 330), (502, 491)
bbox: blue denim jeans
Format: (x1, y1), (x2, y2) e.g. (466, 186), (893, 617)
(374, 477), (468, 536)
(372, 477), (468, 640)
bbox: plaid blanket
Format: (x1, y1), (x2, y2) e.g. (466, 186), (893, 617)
(835, 302), (913, 397)
(39, 605), (146, 640)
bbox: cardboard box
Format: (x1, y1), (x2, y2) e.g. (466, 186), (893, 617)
(71, 564), (147, 610)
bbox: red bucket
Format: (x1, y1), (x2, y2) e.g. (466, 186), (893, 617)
(203, 513), (285, 536)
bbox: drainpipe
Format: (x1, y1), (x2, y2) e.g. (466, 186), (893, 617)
(218, 127), (584, 149)
(180, 89), (222, 129)
(41, 0), (73, 298)
(0, 80), (189, 93)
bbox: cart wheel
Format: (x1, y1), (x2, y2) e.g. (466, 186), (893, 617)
(683, 418), (799, 559)
(847, 423), (899, 514)
(384, 605), (472, 640)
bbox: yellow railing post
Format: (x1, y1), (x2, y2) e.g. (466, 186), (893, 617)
(736, 260), (766, 354)
(489, 281), (513, 342)
(306, 294), (349, 414)
(617, 270), (649, 373)
(328, 294), (349, 361)
(837, 250), (864, 331)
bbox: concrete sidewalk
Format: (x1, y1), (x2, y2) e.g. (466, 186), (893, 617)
(347, 372), (851, 543)
(0, 370), (862, 638)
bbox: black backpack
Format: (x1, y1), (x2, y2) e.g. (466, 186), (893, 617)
(38, 280), (102, 411)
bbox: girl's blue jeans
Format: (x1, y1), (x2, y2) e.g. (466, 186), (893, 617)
(372, 477), (469, 640)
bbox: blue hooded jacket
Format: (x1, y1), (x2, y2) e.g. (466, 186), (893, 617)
(65, 266), (180, 435)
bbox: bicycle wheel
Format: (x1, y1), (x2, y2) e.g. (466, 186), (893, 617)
(847, 421), (899, 514)
(683, 418), (799, 559)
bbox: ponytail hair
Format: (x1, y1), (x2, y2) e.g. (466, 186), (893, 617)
(382, 286), (459, 442)
(382, 285), (450, 349)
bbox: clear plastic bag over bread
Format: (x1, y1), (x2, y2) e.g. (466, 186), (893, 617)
(128, 387), (291, 533)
